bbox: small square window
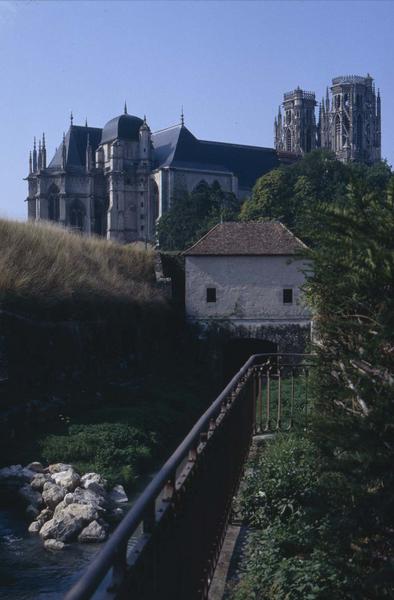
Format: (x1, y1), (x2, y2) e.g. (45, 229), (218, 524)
(206, 288), (216, 303)
(283, 288), (293, 304)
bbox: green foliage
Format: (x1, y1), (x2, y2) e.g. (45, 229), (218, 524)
(40, 423), (155, 488)
(240, 435), (319, 528)
(240, 150), (392, 243)
(0, 218), (166, 318)
(157, 180), (240, 250)
(232, 174), (394, 600)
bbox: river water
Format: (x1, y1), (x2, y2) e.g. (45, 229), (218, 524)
(0, 505), (106, 599)
(0, 475), (155, 599)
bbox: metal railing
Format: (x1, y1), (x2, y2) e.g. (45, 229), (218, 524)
(65, 353), (313, 600)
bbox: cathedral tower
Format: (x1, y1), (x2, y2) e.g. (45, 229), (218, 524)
(319, 75), (381, 163)
(274, 87), (317, 155)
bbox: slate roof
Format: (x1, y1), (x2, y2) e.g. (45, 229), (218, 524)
(151, 125), (280, 189)
(183, 222), (307, 256)
(101, 114), (144, 144)
(48, 125), (102, 170)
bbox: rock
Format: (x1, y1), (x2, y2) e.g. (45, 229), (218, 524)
(78, 520), (108, 543)
(37, 508), (53, 526)
(51, 469), (80, 492)
(18, 484), (43, 509)
(44, 539), (65, 551)
(72, 484), (109, 512)
(80, 472), (107, 490)
(64, 492), (74, 505)
(54, 500), (67, 517)
(28, 521), (42, 534)
(26, 504), (40, 520)
(26, 462), (45, 473)
(31, 473), (49, 491)
(40, 503), (98, 542)
(109, 484), (128, 504)
(0, 465), (35, 482)
(48, 463), (73, 474)
(42, 482), (65, 510)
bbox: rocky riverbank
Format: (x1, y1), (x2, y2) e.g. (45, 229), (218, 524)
(0, 462), (128, 550)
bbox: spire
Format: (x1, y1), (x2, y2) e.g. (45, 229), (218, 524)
(124, 101), (128, 115)
(29, 150), (32, 174)
(37, 139), (42, 170)
(70, 111), (74, 126)
(85, 117), (88, 127)
(180, 106), (184, 127)
(62, 132), (67, 169)
(326, 87), (330, 111)
(32, 136), (37, 172)
(42, 133), (46, 169)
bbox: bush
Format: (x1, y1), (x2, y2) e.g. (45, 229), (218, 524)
(240, 435), (319, 528)
(40, 422), (156, 488)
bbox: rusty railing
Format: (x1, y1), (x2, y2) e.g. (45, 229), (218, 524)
(65, 353), (313, 600)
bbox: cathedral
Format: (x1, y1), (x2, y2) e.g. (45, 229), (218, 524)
(274, 74), (381, 163)
(26, 74), (381, 243)
(26, 108), (280, 243)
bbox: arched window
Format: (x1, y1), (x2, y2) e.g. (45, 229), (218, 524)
(48, 184), (60, 221)
(69, 200), (85, 231)
(357, 115), (363, 149)
(335, 115), (341, 150)
(286, 129), (292, 152)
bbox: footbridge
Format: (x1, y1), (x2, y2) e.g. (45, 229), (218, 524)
(65, 353), (314, 600)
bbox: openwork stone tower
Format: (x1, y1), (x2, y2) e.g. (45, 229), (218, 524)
(275, 74), (381, 163)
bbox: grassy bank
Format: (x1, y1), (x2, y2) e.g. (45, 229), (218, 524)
(0, 219), (167, 318)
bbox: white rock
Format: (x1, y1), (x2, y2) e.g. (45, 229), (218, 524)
(42, 482), (65, 510)
(26, 462), (45, 473)
(64, 492), (74, 505)
(44, 539), (65, 550)
(28, 521), (41, 534)
(52, 469), (80, 492)
(109, 484), (128, 504)
(37, 507), (53, 526)
(31, 473), (49, 491)
(40, 503), (98, 542)
(80, 473), (107, 490)
(48, 463), (73, 474)
(78, 520), (108, 543)
(72, 484), (109, 511)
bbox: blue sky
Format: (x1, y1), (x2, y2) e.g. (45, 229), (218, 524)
(1, 0), (393, 220)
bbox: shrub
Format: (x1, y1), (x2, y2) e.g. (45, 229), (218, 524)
(40, 422), (156, 488)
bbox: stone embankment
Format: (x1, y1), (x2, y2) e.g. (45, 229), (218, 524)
(0, 462), (128, 550)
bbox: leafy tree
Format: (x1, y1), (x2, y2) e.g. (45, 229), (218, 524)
(157, 181), (240, 251)
(240, 150), (392, 243)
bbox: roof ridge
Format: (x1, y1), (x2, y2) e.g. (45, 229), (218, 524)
(152, 123), (182, 135)
(199, 139), (275, 152)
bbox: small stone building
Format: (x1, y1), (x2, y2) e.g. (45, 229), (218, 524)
(183, 221), (312, 358)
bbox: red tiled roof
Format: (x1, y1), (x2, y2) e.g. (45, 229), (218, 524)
(183, 221), (307, 256)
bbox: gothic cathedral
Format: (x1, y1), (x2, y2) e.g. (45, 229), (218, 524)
(275, 74), (381, 163)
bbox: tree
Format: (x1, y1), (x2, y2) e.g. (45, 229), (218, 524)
(157, 181), (240, 251)
(240, 150), (392, 243)
(304, 175), (394, 592)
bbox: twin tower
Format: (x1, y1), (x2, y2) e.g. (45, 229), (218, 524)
(274, 74), (381, 163)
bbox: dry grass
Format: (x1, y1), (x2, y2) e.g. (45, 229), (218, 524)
(0, 219), (167, 318)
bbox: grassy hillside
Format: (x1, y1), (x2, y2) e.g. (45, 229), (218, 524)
(0, 219), (167, 318)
